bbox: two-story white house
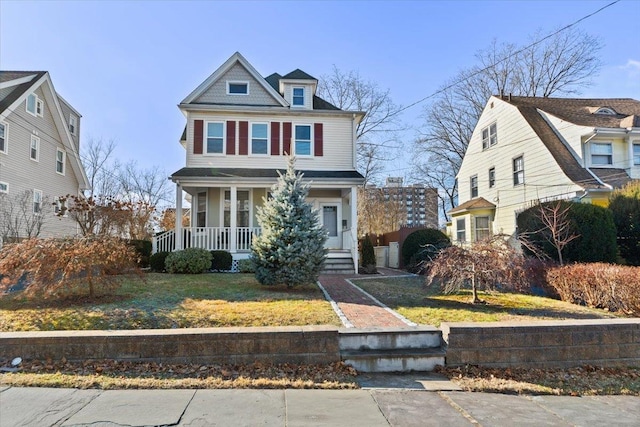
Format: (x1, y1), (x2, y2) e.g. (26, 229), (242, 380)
(153, 53), (365, 272)
(0, 71), (89, 241)
(451, 95), (640, 243)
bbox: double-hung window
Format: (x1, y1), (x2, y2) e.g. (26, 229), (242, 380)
(0, 182), (8, 194)
(294, 124), (311, 156)
(513, 156), (524, 185)
(633, 144), (639, 166)
(206, 122), (224, 154)
(56, 149), (65, 174)
(197, 192), (207, 227)
(488, 167), (495, 188)
(470, 175), (478, 198)
(30, 135), (40, 161)
(475, 216), (491, 241)
(0, 122), (6, 153)
(26, 94), (43, 117)
(69, 116), (77, 135)
(591, 142), (613, 165)
(33, 189), (43, 214)
(456, 218), (466, 242)
(251, 123), (268, 155)
(292, 87), (305, 106)
(482, 122), (497, 150)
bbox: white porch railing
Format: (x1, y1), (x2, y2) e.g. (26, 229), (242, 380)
(153, 227), (262, 253)
(342, 228), (358, 271)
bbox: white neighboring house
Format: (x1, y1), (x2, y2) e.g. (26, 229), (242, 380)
(451, 95), (640, 243)
(153, 52), (365, 273)
(0, 71), (90, 242)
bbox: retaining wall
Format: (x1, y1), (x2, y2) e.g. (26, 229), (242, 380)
(441, 319), (640, 368)
(0, 326), (340, 365)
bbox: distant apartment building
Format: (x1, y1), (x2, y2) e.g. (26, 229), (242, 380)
(366, 177), (439, 228)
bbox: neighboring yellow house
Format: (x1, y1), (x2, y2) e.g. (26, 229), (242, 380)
(451, 96), (640, 243)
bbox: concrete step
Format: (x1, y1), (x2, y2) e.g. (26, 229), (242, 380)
(339, 327), (445, 373)
(341, 347), (446, 373)
(322, 257), (355, 274)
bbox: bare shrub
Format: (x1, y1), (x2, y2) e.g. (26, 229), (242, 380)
(0, 236), (141, 299)
(546, 264), (640, 315)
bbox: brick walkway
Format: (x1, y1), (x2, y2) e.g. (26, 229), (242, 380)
(317, 268), (416, 329)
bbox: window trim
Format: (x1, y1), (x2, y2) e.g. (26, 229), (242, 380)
(0, 121), (7, 154)
(292, 87), (305, 107)
(488, 167), (496, 188)
(294, 123), (313, 157)
(475, 216), (491, 241)
(250, 122), (269, 156)
(456, 218), (466, 243)
(56, 148), (66, 175)
(513, 155), (524, 186)
(30, 135), (40, 162)
(590, 142), (613, 166)
(26, 93), (38, 116)
(226, 81), (250, 95)
(481, 122), (498, 150)
(633, 143), (640, 166)
(0, 181), (8, 194)
(69, 116), (77, 135)
(33, 189), (43, 214)
(204, 121), (225, 155)
(470, 175), (478, 198)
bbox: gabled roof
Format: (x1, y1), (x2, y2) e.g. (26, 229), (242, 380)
(181, 52), (288, 107)
(0, 71), (46, 114)
(0, 70), (90, 190)
(449, 197), (496, 214)
(503, 96), (640, 129)
(282, 69), (317, 81)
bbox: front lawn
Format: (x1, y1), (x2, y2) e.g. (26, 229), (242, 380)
(0, 273), (341, 331)
(352, 276), (621, 326)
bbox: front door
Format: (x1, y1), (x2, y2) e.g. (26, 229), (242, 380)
(320, 203), (341, 249)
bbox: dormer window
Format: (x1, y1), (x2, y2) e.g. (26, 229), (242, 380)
(292, 87), (305, 106)
(595, 107), (616, 115)
(227, 81), (249, 95)
(69, 116), (77, 135)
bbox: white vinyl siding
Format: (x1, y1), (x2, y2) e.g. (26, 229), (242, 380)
(591, 142), (613, 166)
(0, 122), (6, 153)
(30, 135), (40, 161)
(56, 149), (65, 175)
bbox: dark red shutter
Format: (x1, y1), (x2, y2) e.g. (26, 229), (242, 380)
(270, 122), (280, 155)
(283, 122), (292, 155)
(226, 121), (236, 155)
(194, 120), (203, 154)
(239, 121), (248, 155)
(314, 123), (323, 157)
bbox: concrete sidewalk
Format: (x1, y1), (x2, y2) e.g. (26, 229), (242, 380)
(2, 383), (639, 426)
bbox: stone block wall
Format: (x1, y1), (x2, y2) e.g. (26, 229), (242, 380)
(441, 319), (640, 368)
(0, 326), (340, 365)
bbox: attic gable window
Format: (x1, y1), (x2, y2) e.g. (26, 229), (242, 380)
(26, 93), (44, 117)
(292, 87), (305, 106)
(227, 81), (249, 95)
(482, 122), (497, 150)
(595, 107), (616, 115)
(0, 122), (6, 153)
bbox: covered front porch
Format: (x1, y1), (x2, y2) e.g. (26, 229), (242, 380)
(153, 176), (360, 271)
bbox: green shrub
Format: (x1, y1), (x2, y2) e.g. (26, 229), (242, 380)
(210, 250), (233, 271)
(128, 240), (152, 268)
(238, 259), (255, 273)
(402, 228), (450, 266)
(165, 248), (212, 274)
(149, 251), (170, 272)
(608, 181), (640, 266)
(517, 201), (617, 264)
(546, 263), (640, 315)
(360, 234), (376, 272)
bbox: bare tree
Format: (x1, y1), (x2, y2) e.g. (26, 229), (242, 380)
(83, 137), (118, 198)
(413, 28), (602, 220)
(530, 201), (579, 266)
(317, 66), (404, 185)
(358, 187), (406, 238)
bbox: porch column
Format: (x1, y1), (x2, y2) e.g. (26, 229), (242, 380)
(175, 183), (183, 251)
(351, 185), (358, 271)
(230, 186), (237, 252)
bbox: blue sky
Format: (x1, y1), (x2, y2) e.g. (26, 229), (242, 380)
(1, 0), (639, 186)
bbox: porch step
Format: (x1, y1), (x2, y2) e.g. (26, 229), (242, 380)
(339, 327), (445, 373)
(322, 257), (355, 275)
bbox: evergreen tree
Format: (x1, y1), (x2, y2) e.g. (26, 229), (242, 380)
(251, 157), (327, 287)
